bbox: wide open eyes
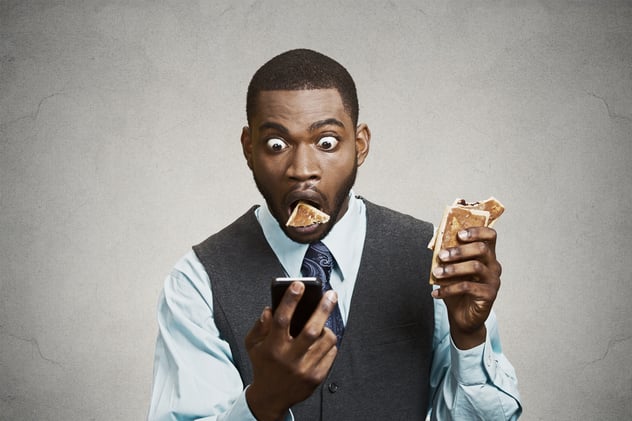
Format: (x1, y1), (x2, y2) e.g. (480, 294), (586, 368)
(266, 138), (289, 152)
(316, 136), (339, 151)
(265, 136), (339, 152)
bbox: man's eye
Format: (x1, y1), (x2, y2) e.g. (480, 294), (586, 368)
(266, 138), (288, 152)
(317, 136), (339, 151)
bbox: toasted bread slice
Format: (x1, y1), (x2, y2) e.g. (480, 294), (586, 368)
(428, 197), (504, 284)
(286, 201), (331, 227)
(452, 197), (504, 227)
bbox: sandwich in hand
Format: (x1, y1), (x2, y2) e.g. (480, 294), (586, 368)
(428, 197), (504, 284)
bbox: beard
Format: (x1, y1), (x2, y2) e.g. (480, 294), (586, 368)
(252, 163), (358, 244)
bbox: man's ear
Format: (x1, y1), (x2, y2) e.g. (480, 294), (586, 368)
(355, 123), (371, 167)
(241, 126), (253, 170)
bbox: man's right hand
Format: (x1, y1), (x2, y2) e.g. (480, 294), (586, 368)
(245, 281), (339, 421)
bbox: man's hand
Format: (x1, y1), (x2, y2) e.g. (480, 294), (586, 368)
(245, 281), (338, 421)
(431, 227), (502, 350)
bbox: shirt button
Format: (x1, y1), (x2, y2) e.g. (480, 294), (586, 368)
(328, 382), (339, 393)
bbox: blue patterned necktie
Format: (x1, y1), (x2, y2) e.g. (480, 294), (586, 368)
(301, 241), (345, 346)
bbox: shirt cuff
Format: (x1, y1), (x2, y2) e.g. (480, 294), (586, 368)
(222, 388), (258, 421)
(449, 334), (497, 386)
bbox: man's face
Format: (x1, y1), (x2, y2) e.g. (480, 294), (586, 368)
(241, 89), (370, 244)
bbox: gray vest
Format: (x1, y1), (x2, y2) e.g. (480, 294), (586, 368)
(193, 200), (435, 419)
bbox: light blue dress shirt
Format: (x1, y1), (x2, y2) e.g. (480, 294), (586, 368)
(148, 195), (522, 420)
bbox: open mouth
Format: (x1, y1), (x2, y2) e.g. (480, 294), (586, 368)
(284, 188), (331, 231)
(285, 197), (331, 230)
(289, 199), (321, 214)
(285, 189), (324, 215)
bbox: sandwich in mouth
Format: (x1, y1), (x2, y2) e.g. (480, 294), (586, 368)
(286, 201), (331, 227)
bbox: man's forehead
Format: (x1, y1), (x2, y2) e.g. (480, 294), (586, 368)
(253, 89), (349, 123)
(256, 88), (343, 103)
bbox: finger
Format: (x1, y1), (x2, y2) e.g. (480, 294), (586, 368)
(438, 241), (493, 264)
(431, 280), (498, 303)
(270, 281), (304, 341)
(459, 226), (497, 242)
(298, 328), (339, 381)
(245, 307), (272, 350)
(458, 227), (497, 249)
(309, 341), (339, 384)
(433, 259), (494, 282)
(293, 290), (338, 351)
(287, 339), (338, 390)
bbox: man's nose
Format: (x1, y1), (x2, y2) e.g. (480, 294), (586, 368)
(287, 144), (320, 181)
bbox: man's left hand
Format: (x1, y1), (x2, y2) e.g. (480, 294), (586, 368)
(431, 227), (502, 349)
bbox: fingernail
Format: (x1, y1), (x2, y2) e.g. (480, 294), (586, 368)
(291, 282), (303, 293)
(432, 267), (444, 277)
(431, 289), (440, 298)
(438, 250), (449, 261)
(325, 290), (338, 304)
(458, 230), (469, 240)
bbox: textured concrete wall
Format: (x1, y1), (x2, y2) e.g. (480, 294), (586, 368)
(1, 1), (631, 419)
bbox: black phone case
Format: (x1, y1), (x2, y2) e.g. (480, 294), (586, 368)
(271, 277), (323, 337)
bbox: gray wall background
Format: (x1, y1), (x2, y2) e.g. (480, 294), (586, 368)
(1, 1), (631, 420)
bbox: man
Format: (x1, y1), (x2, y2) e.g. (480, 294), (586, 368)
(148, 49), (521, 420)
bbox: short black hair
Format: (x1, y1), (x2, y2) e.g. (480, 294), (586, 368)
(246, 49), (359, 126)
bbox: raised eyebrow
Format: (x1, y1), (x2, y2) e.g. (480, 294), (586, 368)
(309, 118), (345, 132)
(258, 121), (289, 134)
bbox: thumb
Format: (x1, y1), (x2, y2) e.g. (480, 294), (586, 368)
(245, 307), (272, 350)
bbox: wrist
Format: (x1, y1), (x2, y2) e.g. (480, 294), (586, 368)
(450, 325), (486, 350)
(245, 384), (288, 421)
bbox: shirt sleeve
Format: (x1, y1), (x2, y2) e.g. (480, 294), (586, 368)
(429, 299), (523, 420)
(147, 250), (264, 421)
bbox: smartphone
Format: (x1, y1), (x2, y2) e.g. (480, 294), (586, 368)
(271, 277), (323, 337)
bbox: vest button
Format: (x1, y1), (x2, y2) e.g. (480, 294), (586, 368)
(328, 382), (339, 393)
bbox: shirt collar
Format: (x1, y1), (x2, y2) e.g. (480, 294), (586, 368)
(256, 192), (366, 282)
